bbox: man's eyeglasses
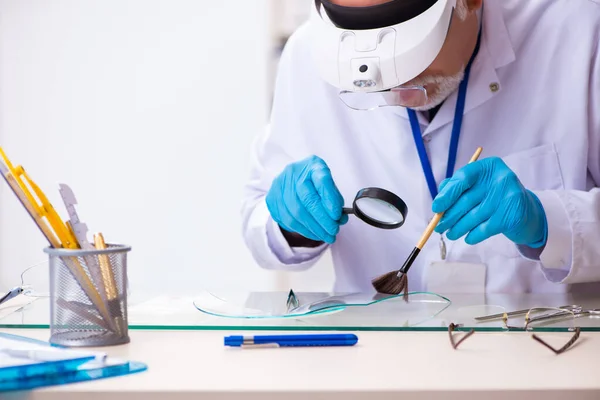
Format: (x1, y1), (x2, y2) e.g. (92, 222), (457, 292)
(448, 306), (585, 354)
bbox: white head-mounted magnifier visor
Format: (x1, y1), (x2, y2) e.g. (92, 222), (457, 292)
(308, 0), (457, 110)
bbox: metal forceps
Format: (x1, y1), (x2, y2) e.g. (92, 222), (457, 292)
(474, 305), (574, 322)
(526, 305), (600, 325)
(461, 305), (589, 354)
(286, 289), (299, 313)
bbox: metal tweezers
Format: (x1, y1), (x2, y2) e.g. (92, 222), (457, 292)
(474, 305), (575, 321)
(0, 287), (24, 306)
(286, 289), (299, 313)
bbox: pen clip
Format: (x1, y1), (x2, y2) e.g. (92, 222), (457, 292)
(239, 343), (280, 349)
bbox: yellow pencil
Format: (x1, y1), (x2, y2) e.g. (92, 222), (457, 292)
(94, 233), (123, 336)
(0, 147), (117, 333)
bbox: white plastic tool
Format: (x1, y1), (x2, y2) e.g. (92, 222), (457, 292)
(58, 184), (94, 250)
(58, 184), (110, 313)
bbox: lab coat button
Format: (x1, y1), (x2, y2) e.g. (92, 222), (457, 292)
(423, 134), (431, 143)
(490, 82), (500, 92)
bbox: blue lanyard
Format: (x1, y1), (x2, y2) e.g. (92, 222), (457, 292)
(407, 26), (482, 201)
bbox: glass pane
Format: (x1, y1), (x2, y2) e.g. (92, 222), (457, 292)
(1, 292), (600, 332)
(192, 291), (451, 323)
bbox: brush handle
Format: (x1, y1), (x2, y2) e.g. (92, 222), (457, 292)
(468, 147), (483, 164)
(399, 247), (421, 274)
(415, 147), (483, 251)
(417, 214), (443, 249)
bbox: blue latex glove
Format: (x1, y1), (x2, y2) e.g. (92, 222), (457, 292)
(266, 155), (348, 244)
(432, 157), (548, 248)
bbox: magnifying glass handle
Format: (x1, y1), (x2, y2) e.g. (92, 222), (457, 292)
(342, 207), (354, 215)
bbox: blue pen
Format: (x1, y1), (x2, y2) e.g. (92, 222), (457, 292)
(224, 334), (358, 348)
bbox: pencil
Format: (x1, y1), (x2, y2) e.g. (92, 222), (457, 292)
(94, 233), (124, 336)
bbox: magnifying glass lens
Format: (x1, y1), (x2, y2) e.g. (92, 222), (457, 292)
(348, 188), (408, 229)
(355, 197), (404, 225)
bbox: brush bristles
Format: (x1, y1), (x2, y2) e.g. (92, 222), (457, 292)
(371, 271), (408, 296)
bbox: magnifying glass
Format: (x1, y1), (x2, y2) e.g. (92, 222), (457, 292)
(342, 187), (408, 229)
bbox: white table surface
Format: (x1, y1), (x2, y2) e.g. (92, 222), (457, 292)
(2, 328), (600, 400)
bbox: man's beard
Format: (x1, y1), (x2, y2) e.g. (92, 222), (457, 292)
(406, 67), (466, 111)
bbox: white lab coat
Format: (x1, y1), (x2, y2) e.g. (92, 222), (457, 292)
(242, 0), (600, 294)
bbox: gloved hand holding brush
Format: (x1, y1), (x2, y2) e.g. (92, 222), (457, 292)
(432, 157), (548, 249)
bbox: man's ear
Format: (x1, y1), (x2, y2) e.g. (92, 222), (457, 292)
(466, 0), (483, 12)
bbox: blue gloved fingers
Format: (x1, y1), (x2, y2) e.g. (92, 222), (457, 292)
(444, 185), (500, 240)
(431, 162), (482, 214)
(273, 172), (331, 242)
(340, 213), (349, 225)
(295, 178), (340, 238)
(464, 213), (504, 245)
(279, 220), (322, 243)
(286, 194), (335, 244)
(432, 157), (548, 248)
(276, 157), (336, 242)
(434, 184), (488, 233)
(265, 155), (347, 245)
(309, 161), (344, 221)
(285, 225), (323, 243)
(517, 190), (548, 247)
(445, 201), (494, 241)
(268, 192), (323, 242)
(437, 178), (451, 193)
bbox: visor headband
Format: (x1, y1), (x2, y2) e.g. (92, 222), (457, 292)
(318, 0), (439, 30)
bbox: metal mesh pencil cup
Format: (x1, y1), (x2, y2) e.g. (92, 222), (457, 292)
(44, 244), (131, 347)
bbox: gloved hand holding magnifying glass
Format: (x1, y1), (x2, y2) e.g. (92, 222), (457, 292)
(266, 155), (407, 245)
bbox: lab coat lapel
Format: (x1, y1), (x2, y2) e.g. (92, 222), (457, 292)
(425, 37), (500, 134)
(396, 0), (517, 134)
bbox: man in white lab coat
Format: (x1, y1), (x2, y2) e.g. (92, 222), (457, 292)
(241, 0), (600, 294)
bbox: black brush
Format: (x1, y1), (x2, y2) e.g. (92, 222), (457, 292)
(372, 147), (483, 295)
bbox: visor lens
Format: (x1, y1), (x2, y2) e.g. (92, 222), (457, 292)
(339, 86), (428, 110)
